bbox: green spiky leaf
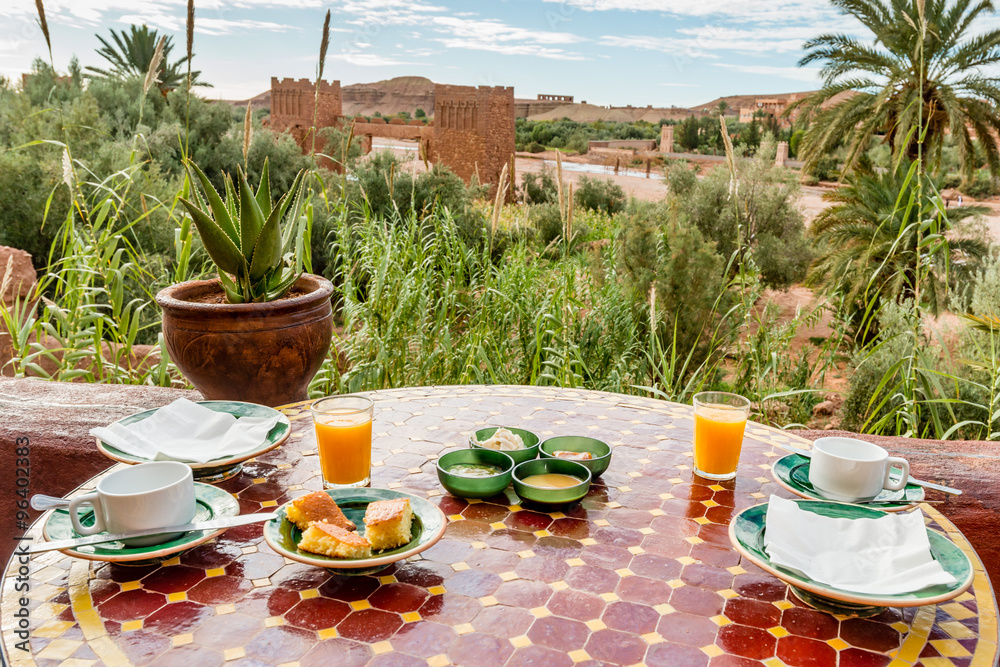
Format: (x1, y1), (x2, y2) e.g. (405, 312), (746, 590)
(249, 201), (283, 281)
(178, 196), (245, 275)
(237, 166), (265, 253)
(255, 158), (271, 213)
(184, 159), (240, 250)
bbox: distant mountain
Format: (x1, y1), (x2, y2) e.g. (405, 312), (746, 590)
(226, 79), (853, 124)
(341, 76), (435, 116)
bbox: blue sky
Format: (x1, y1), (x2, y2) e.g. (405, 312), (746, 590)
(1, 0), (862, 107)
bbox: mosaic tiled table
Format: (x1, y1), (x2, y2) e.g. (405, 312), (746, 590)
(3, 385), (998, 667)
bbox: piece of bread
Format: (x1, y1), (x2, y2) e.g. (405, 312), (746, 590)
(363, 498), (413, 551)
(286, 491), (356, 532)
(298, 521), (372, 559)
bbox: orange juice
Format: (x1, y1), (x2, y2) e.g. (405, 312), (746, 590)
(693, 405), (748, 479)
(315, 419), (372, 486)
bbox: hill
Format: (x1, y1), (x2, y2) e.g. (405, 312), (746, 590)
(342, 76), (435, 116)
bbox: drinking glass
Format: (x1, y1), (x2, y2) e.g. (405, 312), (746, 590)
(310, 395), (374, 488)
(692, 391), (750, 481)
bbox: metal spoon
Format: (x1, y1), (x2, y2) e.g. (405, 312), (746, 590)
(30, 495), (71, 511)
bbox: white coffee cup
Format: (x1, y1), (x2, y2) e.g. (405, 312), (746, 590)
(69, 461), (196, 546)
(808, 437), (909, 502)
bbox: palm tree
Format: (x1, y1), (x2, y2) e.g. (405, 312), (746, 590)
(790, 0), (1000, 182)
(85, 25), (208, 94)
(807, 164), (988, 330)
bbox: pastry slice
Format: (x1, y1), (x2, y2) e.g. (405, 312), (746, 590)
(363, 498), (413, 551)
(299, 521), (372, 559)
(286, 491), (356, 532)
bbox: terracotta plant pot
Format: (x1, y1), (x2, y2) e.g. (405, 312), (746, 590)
(156, 274), (334, 407)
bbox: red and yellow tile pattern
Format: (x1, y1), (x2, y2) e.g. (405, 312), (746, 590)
(2, 386), (997, 666)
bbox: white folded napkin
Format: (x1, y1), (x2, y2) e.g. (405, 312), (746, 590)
(90, 398), (281, 464)
(763, 495), (956, 595)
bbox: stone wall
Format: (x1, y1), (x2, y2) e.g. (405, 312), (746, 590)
(588, 139), (658, 151)
(431, 84), (515, 196)
(537, 94), (573, 102)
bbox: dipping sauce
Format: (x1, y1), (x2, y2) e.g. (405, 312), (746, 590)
(553, 450), (593, 461)
(520, 473), (581, 489)
(447, 463), (502, 478)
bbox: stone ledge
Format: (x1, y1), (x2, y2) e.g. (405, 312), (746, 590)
(794, 429), (1000, 589)
(0, 377), (200, 564)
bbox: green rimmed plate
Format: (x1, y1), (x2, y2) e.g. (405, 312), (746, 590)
(41, 483), (240, 564)
(729, 499), (974, 616)
(95, 401), (291, 483)
(263, 489), (447, 576)
(771, 454), (924, 511)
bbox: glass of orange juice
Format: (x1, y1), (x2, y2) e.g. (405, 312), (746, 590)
(310, 395), (374, 488)
(693, 391), (750, 481)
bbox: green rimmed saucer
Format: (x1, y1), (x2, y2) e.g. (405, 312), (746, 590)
(729, 499), (973, 617)
(41, 483), (239, 565)
(95, 401), (291, 483)
(263, 489), (447, 576)
(771, 454), (924, 511)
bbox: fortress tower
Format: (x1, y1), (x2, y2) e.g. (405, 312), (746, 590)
(269, 77), (342, 139)
(430, 84), (515, 196)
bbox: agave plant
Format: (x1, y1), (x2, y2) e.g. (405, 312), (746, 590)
(179, 158), (306, 303)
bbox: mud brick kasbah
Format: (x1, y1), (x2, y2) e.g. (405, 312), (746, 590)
(269, 77), (516, 197)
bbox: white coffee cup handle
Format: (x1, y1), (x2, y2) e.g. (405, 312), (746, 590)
(68, 493), (106, 536)
(883, 457), (910, 491)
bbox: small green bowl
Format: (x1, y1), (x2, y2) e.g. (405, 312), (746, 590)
(469, 427), (540, 466)
(512, 458), (592, 506)
(539, 436), (612, 477)
(437, 449), (515, 499)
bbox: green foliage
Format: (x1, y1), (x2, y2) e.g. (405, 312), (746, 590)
(789, 129), (804, 158)
(617, 200), (730, 378)
(676, 116), (700, 152)
(0, 150), (68, 262)
(792, 0), (1000, 180)
(807, 164), (988, 332)
(515, 117), (661, 153)
(86, 25), (207, 94)
(573, 176), (626, 216)
(179, 159), (306, 303)
(668, 137), (812, 289)
(345, 151), (486, 244)
(414, 108), (426, 119)
(521, 168), (558, 205)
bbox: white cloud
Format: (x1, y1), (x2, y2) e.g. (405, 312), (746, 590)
(0, 0), (329, 24)
(327, 52), (424, 66)
(428, 16), (586, 59)
(541, 0), (835, 21)
(117, 12), (297, 35)
(713, 63), (823, 83)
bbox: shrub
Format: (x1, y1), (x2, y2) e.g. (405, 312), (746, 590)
(530, 203), (564, 248)
(526, 142), (545, 154)
(807, 154), (840, 182)
(669, 137), (812, 289)
(521, 168), (558, 205)
(618, 201), (730, 372)
(0, 151), (68, 264)
(664, 162), (697, 197)
(961, 169), (999, 199)
(574, 176), (626, 216)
